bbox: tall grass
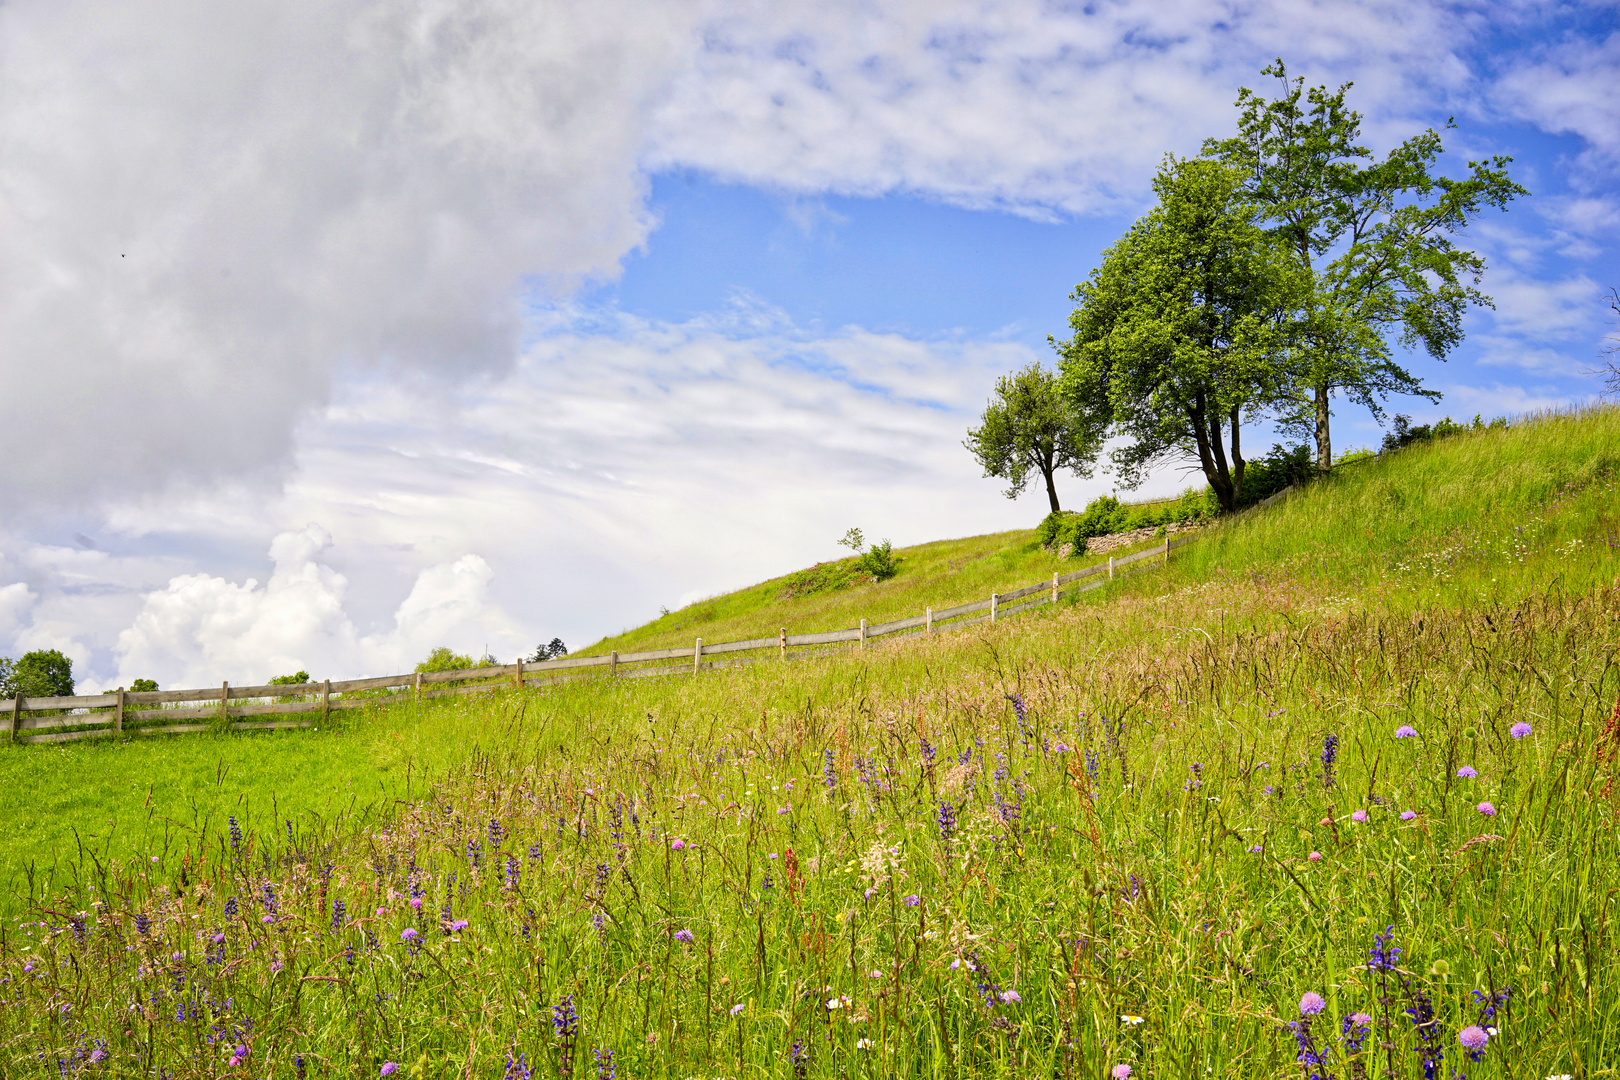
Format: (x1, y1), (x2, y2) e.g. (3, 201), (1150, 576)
(3, 570), (1616, 1077)
(2, 405), (1617, 1078)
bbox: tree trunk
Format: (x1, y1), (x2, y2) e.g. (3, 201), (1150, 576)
(1228, 404), (1246, 506)
(1192, 391), (1237, 513)
(1035, 444), (1061, 513)
(1314, 382), (1332, 471)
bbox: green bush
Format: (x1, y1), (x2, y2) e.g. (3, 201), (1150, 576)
(269, 671), (311, 686)
(129, 678), (158, 693)
(854, 539), (899, 581)
(1381, 413), (1507, 453)
(415, 647), (475, 674)
(779, 562), (858, 599)
(1237, 443), (1314, 507)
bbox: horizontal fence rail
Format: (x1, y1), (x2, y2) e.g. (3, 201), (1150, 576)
(4, 535), (1191, 746)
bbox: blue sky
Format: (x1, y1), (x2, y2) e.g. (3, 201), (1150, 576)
(0, 0), (1615, 690)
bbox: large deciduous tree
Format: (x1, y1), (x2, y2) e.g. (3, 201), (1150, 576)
(1054, 158), (1300, 513)
(1203, 60), (1527, 470)
(0, 649), (75, 698)
(964, 361), (1102, 514)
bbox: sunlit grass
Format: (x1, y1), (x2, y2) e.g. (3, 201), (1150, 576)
(2, 405), (1618, 1078)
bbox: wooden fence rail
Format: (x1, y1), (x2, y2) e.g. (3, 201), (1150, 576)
(4, 535), (1190, 746)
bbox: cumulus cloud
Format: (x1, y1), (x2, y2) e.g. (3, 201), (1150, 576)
(110, 523), (503, 690)
(0, 0), (703, 514)
(2, 0), (1510, 518)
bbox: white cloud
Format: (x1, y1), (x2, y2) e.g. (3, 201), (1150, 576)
(1497, 31), (1620, 161)
(647, 0), (1479, 214)
(0, 0), (705, 514)
(108, 523), (503, 691)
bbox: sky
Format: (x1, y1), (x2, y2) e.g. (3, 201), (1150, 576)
(1, 0), (1616, 692)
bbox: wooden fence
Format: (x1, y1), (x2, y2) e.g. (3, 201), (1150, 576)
(3, 536), (1189, 746)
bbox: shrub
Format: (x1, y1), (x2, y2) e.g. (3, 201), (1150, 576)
(526, 639), (568, 663)
(855, 540), (899, 581)
(129, 678), (158, 693)
(1238, 443), (1314, 507)
(268, 671), (311, 686)
(1381, 413), (1506, 453)
(415, 647), (475, 674)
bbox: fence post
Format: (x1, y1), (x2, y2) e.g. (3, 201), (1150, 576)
(220, 681), (229, 726)
(1052, 572), (1059, 605)
(860, 619), (867, 649)
(990, 593), (998, 624)
(779, 628), (786, 660)
(610, 651), (618, 677)
(514, 659), (523, 689)
(1108, 557), (1115, 580)
(1164, 536), (1171, 562)
(322, 679), (331, 725)
(414, 672), (422, 704)
(693, 638), (702, 675)
(114, 687), (125, 735)
(9, 693), (21, 742)
(926, 607), (932, 635)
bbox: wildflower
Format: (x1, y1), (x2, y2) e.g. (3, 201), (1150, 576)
(1477, 802), (1498, 817)
(1400, 810), (1418, 821)
(1457, 765), (1478, 778)
(1395, 725), (1417, 739)
(1510, 722), (1533, 739)
(1308, 851), (1323, 862)
(1321, 732), (1339, 788)
(730, 1003), (745, 1016)
(863, 888), (876, 900)
(826, 996), (849, 1010)
(1351, 809), (1369, 822)
(673, 929), (694, 943)
(1121, 1014), (1144, 1026)
(870, 969), (885, 979)
(409, 896), (423, 910)
(856, 1038), (873, 1049)
(1299, 991), (1327, 1016)
(1458, 1025), (1489, 1051)
(380, 1064), (399, 1077)
(1000, 990), (1021, 1004)
(670, 839), (686, 850)
(593, 1047), (615, 1080)
(1248, 844), (1263, 854)
(902, 894), (921, 907)
(399, 928), (418, 942)
(1112, 1067), (1133, 1079)
(449, 919), (468, 932)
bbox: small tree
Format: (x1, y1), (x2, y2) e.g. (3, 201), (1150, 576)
(415, 647), (475, 674)
(837, 528), (866, 554)
(3, 649), (75, 698)
(130, 678), (158, 693)
(964, 361), (1104, 514)
(526, 639), (569, 663)
(268, 671), (312, 686)
(1591, 287), (1620, 399)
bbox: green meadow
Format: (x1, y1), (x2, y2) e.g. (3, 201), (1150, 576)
(1, 406), (1618, 1078)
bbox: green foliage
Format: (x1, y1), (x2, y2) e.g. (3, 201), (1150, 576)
(526, 639), (568, 663)
(837, 527), (865, 553)
(1235, 443), (1314, 506)
(129, 678), (158, 693)
(1055, 157), (1302, 512)
(268, 671), (311, 686)
(1381, 412), (1507, 453)
(415, 646), (475, 674)
(0, 649), (74, 699)
(853, 539), (899, 581)
(1203, 59), (1527, 469)
(965, 360), (1104, 513)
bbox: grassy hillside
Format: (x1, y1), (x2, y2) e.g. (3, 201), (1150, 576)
(579, 529), (1170, 657)
(1, 406), (1617, 1079)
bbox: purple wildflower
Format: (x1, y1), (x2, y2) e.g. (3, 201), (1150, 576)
(1458, 1026), (1488, 1051)
(1457, 765), (1478, 778)
(1395, 725), (1417, 739)
(1476, 802), (1497, 817)
(1510, 722), (1532, 739)
(674, 929), (694, 943)
(1351, 809), (1369, 822)
(380, 1064), (398, 1077)
(1111, 1066), (1132, 1079)
(1299, 991), (1326, 1016)
(400, 928), (418, 942)
(730, 1003), (745, 1016)
(1400, 810), (1418, 820)
(1000, 990), (1021, 1004)
(902, 894), (921, 907)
